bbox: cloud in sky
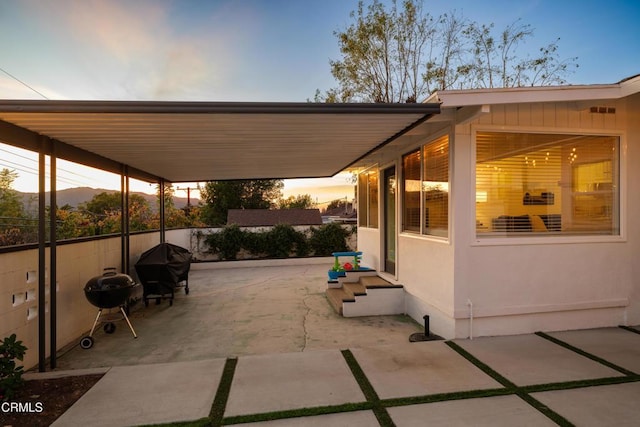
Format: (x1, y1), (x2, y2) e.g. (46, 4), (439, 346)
(4, 0), (638, 101)
(2, 0), (266, 100)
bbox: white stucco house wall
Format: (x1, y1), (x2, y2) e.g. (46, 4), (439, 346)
(351, 75), (640, 339)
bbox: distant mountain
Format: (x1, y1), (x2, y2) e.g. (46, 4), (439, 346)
(18, 187), (199, 212)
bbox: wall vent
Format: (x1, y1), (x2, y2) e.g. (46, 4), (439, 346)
(590, 106), (616, 114)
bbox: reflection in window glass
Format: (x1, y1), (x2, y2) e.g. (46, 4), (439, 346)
(368, 172), (379, 229)
(402, 150), (421, 232)
(358, 169), (378, 229)
(475, 132), (619, 237)
(401, 135), (450, 237)
(423, 135), (449, 237)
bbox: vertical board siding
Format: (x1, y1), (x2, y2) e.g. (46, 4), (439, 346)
(476, 100), (625, 131)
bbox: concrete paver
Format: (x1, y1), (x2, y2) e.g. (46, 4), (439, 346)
(388, 395), (557, 427)
(547, 327), (640, 374)
(225, 350), (365, 417)
(454, 333), (623, 386)
(49, 323), (640, 426)
(533, 381), (640, 426)
(234, 410), (379, 426)
(52, 358), (226, 427)
(351, 342), (501, 399)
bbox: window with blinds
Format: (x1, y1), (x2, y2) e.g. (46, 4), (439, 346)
(358, 169), (378, 228)
(401, 135), (449, 237)
(402, 149), (421, 232)
(475, 132), (620, 237)
(423, 135), (449, 237)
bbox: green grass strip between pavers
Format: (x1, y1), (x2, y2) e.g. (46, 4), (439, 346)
(445, 340), (574, 427)
(211, 358), (238, 426)
(222, 402), (373, 425)
(444, 341), (517, 389)
(515, 391), (573, 427)
(381, 387), (513, 407)
(341, 349), (396, 427)
(535, 331), (639, 376)
(137, 418), (211, 427)
(619, 325), (640, 335)
(521, 375), (640, 394)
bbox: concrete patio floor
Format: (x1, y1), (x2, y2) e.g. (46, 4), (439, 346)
(23, 260), (640, 426)
(53, 258), (424, 370)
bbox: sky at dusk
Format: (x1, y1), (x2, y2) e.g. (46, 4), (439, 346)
(1, 0), (639, 201)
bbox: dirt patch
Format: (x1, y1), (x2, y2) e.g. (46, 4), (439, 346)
(0, 374), (103, 427)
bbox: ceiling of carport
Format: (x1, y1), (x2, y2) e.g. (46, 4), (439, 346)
(0, 101), (439, 182)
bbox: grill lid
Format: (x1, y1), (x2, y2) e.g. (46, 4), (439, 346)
(85, 268), (135, 292)
(84, 268), (136, 309)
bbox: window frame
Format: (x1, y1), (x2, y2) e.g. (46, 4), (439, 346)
(471, 126), (626, 246)
(400, 133), (450, 240)
(358, 167), (379, 229)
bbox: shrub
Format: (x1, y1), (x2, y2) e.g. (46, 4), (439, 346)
(265, 224), (309, 258)
(204, 223), (351, 260)
(243, 230), (268, 257)
(0, 334), (27, 401)
(309, 223), (351, 256)
(206, 224), (245, 260)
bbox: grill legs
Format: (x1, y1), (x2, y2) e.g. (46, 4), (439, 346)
(88, 309), (103, 337)
(80, 306), (137, 350)
(120, 306), (138, 338)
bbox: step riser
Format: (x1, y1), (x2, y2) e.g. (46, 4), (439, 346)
(343, 288), (404, 317)
(338, 270), (378, 284)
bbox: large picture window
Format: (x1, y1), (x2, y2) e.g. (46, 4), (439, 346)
(402, 135), (449, 237)
(358, 169), (378, 228)
(475, 132), (620, 237)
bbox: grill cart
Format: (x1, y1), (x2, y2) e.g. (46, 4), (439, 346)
(80, 268), (138, 349)
(135, 242), (191, 307)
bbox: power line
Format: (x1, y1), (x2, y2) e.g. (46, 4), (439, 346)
(0, 147), (122, 189)
(0, 66), (49, 100)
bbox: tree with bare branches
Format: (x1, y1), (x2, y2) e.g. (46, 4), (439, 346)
(322, 0), (578, 102)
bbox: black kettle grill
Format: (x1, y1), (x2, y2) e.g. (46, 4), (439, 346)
(80, 268), (138, 349)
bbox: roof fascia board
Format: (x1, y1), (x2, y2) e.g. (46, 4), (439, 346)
(430, 79), (640, 108)
(621, 75), (640, 97)
(0, 100), (440, 115)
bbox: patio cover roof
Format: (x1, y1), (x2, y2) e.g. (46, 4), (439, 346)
(0, 100), (439, 183)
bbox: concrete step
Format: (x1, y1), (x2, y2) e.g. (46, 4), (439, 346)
(326, 275), (405, 316)
(326, 287), (354, 315)
(325, 281), (369, 314)
(344, 282), (367, 296)
(342, 285), (404, 317)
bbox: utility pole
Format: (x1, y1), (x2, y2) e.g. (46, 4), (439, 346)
(177, 186), (198, 213)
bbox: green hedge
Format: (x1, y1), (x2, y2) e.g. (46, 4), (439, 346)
(205, 223), (352, 260)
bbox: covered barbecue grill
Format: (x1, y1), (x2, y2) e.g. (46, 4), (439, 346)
(80, 268), (138, 349)
(135, 242), (191, 306)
